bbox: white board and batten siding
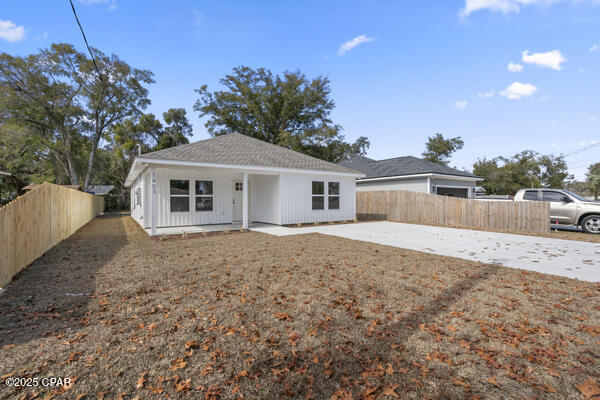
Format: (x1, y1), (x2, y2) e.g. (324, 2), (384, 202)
(279, 173), (356, 225)
(130, 174), (145, 226)
(133, 168), (356, 228)
(148, 167), (249, 228)
(251, 174), (280, 224)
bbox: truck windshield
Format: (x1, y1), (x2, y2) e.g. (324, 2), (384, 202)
(562, 190), (587, 202)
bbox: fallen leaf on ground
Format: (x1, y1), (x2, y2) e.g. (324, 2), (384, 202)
(576, 378), (600, 400)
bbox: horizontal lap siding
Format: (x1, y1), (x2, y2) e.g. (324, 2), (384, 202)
(356, 190), (550, 233)
(356, 178), (428, 193)
(279, 173), (356, 225)
(431, 178), (477, 198)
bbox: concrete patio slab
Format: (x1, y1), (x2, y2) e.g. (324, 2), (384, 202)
(251, 221), (600, 282)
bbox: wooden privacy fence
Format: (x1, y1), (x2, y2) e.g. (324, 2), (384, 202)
(357, 190), (550, 233)
(0, 182), (104, 288)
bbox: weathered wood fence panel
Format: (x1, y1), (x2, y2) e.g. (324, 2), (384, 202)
(356, 190), (550, 233)
(0, 182), (104, 287)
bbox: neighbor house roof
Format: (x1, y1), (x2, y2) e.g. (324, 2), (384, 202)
(338, 155), (480, 180)
(125, 133), (363, 186)
(86, 185), (115, 196)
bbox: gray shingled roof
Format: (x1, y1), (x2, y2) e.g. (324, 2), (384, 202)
(338, 155), (478, 179)
(139, 133), (362, 175)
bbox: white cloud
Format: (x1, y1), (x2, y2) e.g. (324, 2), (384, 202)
(579, 139), (599, 146)
(338, 35), (373, 56)
(78, 0), (117, 11)
(0, 19), (25, 42)
(590, 44), (600, 52)
(193, 9), (204, 26)
(538, 95), (551, 102)
(507, 62), (523, 72)
(460, 0), (600, 17)
(454, 100), (468, 109)
(478, 90), (495, 98)
(460, 0), (519, 17)
(500, 82), (538, 99)
(590, 117), (597, 122)
(521, 50), (566, 70)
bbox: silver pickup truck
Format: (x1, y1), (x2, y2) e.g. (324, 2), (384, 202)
(514, 188), (600, 234)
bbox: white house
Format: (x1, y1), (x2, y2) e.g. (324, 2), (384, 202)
(338, 155), (482, 198)
(124, 133), (364, 235)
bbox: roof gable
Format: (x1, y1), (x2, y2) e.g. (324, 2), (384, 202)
(338, 155), (478, 179)
(138, 133), (361, 175)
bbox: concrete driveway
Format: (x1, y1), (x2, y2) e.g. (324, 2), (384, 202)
(251, 221), (600, 282)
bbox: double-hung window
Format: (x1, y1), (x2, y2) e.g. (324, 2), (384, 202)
(170, 180), (189, 212)
(195, 180), (213, 211)
(312, 181), (324, 210)
(328, 182), (340, 209)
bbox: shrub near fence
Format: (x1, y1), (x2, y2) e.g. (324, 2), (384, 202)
(0, 182), (104, 288)
(356, 190), (550, 233)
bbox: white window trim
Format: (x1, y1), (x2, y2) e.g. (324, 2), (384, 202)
(169, 179), (191, 213)
(312, 180), (325, 211)
(328, 181), (340, 210)
(195, 179), (215, 212)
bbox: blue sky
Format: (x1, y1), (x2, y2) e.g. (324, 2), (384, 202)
(1, 0), (599, 178)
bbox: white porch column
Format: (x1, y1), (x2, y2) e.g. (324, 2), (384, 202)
(150, 168), (157, 236)
(242, 172), (248, 229)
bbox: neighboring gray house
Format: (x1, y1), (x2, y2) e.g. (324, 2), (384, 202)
(125, 133), (363, 235)
(338, 155), (482, 198)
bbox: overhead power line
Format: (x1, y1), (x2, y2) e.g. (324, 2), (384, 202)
(68, 0), (110, 99)
(563, 141), (599, 158)
(566, 153), (600, 168)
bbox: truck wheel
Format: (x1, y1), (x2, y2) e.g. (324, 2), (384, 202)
(581, 215), (600, 234)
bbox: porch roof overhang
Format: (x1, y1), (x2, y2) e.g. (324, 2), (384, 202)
(124, 157), (365, 187)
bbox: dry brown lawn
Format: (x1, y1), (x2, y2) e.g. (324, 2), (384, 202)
(1, 215), (599, 400)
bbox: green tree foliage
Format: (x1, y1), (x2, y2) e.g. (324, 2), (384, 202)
(104, 108), (193, 193)
(473, 151), (573, 195)
(538, 154), (572, 188)
(0, 43), (154, 191)
(193, 66), (369, 163)
(422, 133), (464, 165)
(587, 162), (600, 200)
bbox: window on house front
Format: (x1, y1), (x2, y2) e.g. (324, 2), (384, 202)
(328, 182), (340, 209)
(312, 181), (324, 210)
(135, 188), (141, 207)
(195, 180), (213, 211)
(170, 179), (189, 212)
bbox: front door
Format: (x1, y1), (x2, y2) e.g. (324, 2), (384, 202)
(232, 181), (243, 222)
